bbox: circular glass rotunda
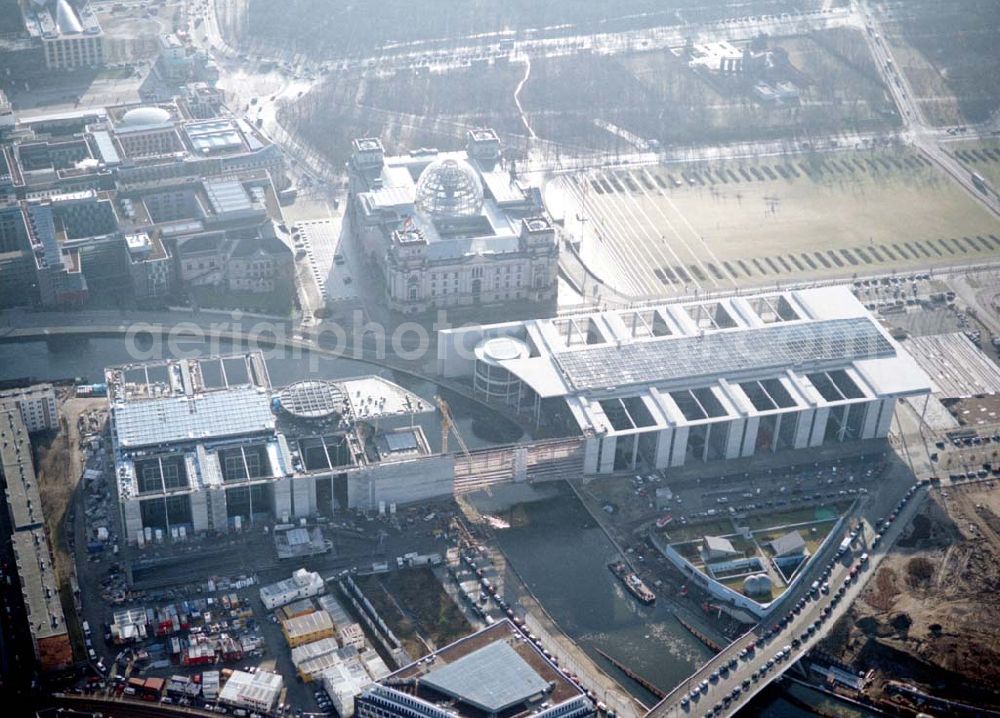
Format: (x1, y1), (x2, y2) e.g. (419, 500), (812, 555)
(414, 158), (484, 217)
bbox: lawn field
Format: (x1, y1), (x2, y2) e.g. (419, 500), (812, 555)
(549, 148), (1000, 298)
(946, 139), (1000, 194)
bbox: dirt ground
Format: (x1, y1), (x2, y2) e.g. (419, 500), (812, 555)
(819, 485), (1000, 710)
(355, 568), (472, 659)
(32, 393), (106, 655)
(34, 395), (103, 579)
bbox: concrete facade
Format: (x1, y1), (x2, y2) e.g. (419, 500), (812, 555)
(438, 287), (933, 474)
(0, 383), (58, 432)
(108, 354), (455, 544)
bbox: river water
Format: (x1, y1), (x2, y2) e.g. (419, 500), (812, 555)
(0, 336), (521, 452)
(1, 337), (815, 712)
(470, 482), (712, 704)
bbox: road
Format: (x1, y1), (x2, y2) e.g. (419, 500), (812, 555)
(646, 482), (927, 718)
(857, 0), (1000, 217)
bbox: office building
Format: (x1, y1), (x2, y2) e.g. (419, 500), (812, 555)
(355, 619), (593, 718)
(1, 406), (72, 671)
(108, 354), (453, 544)
(260, 569), (325, 612)
(21, 0), (104, 70)
(438, 286), (933, 473)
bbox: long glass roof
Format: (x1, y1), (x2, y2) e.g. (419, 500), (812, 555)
(553, 317), (894, 392)
(114, 387), (275, 448)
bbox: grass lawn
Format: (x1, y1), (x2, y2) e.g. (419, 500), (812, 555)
(567, 148), (1000, 296)
(742, 504), (850, 531)
(947, 139), (1000, 192)
(666, 519), (734, 542)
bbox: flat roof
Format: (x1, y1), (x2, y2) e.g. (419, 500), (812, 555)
(113, 386), (275, 448)
(219, 669), (282, 708)
(91, 130), (121, 166)
(421, 640), (550, 714)
(553, 317), (894, 392)
(0, 383), (54, 400)
(384, 619), (585, 718)
(12, 528), (67, 641)
(185, 119), (245, 154)
(283, 609), (333, 638)
(0, 407), (43, 530)
(342, 376), (432, 419)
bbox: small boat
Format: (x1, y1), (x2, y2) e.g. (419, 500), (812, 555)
(608, 561), (656, 605)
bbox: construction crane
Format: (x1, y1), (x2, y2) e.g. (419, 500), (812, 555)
(435, 395), (469, 458)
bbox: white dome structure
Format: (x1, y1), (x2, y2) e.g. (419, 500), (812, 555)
(120, 106), (171, 128)
(743, 573), (773, 597)
(414, 158), (483, 217)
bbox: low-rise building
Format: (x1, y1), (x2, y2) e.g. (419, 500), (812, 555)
(260, 568), (325, 611)
(339, 622), (366, 650)
(320, 654), (373, 718)
(218, 669), (283, 713)
(281, 597), (317, 620)
(355, 619), (593, 718)
(768, 530), (806, 557)
(293, 641), (356, 683)
(282, 609), (335, 648)
(702, 535), (740, 562)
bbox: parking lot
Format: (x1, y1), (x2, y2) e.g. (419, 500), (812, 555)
(287, 215), (359, 321)
(590, 449), (887, 541)
(69, 484), (463, 715)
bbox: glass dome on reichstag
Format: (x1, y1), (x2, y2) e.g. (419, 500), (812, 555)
(414, 158), (484, 217)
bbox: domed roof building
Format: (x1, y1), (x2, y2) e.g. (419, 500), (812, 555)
(120, 106), (172, 128)
(348, 129), (559, 313)
(414, 158), (484, 217)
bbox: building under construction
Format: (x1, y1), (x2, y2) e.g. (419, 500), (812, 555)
(107, 353), (454, 544)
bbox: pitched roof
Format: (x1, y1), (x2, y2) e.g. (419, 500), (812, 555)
(769, 531), (806, 557)
(703, 535), (737, 554)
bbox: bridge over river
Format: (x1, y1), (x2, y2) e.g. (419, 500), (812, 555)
(645, 484), (926, 718)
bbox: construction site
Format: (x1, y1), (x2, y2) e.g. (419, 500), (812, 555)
(818, 480), (1000, 713)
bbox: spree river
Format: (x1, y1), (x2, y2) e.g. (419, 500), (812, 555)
(471, 482), (712, 704)
(0, 336), (521, 452)
(1, 337), (819, 712)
